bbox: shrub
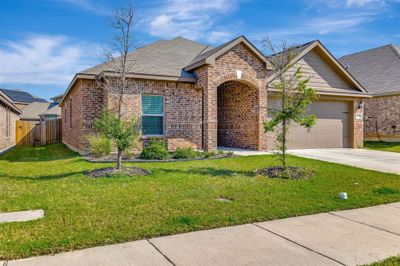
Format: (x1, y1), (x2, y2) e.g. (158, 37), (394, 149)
(140, 138), (169, 160)
(173, 147), (200, 159)
(86, 134), (112, 158)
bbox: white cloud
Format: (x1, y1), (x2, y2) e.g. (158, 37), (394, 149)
(346, 0), (384, 7)
(52, 0), (111, 15)
(146, 0), (238, 43)
(307, 12), (376, 34)
(0, 35), (98, 85)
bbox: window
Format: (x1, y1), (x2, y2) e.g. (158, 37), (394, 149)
(142, 95), (164, 135)
(5, 107), (10, 138)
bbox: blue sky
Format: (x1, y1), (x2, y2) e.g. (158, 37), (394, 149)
(1, 0), (399, 100)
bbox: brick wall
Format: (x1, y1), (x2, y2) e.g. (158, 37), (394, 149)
(364, 95), (400, 141)
(195, 42), (268, 151)
(217, 81), (259, 149)
(62, 78), (202, 152)
(107, 79), (203, 150)
(62, 79), (105, 151)
(0, 102), (19, 151)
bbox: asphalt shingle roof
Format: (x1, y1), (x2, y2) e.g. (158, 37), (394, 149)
(20, 102), (51, 120)
(40, 102), (61, 116)
(81, 37), (213, 79)
(339, 45), (400, 95)
(0, 89), (47, 104)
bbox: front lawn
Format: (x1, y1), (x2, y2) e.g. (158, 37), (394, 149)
(1, 144), (400, 259)
(367, 256), (400, 266)
(364, 141), (400, 153)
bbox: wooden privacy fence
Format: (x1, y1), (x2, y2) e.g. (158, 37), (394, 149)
(16, 119), (62, 146)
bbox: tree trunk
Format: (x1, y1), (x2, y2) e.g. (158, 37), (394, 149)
(117, 148), (123, 169)
(282, 119), (287, 170)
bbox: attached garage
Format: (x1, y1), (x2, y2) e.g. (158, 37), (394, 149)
(267, 99), (352, 150)
(265, 40), (370, 150)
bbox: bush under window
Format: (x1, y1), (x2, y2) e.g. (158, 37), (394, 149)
(140, 138), (169, 160)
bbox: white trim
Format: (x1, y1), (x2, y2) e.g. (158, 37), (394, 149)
(59, 72), (197, 106)
(371, 91), (400, 97)
(268, 88), (371, 98)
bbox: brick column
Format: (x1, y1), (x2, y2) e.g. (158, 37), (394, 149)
(353, 99), (364, 148)
(258, 83), (268, 151)
(203, 82), (218, 151)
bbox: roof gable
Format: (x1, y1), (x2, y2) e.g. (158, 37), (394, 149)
(184, 36), (267, 71)
(340, 44), (400, 95)
(267, 41), (367, 94)
(0, 90), (22, 114)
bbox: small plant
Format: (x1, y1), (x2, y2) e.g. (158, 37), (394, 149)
(173, 147), (200, 159)
(86, 134), (112, 158)
(226, 151), (234, 157)
(203, 151), (217, 159)
(140, 138), (169, 160)
(123, 149), (135, 159)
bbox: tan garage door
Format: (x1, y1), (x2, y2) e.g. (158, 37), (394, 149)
(267, 100), (351, 150)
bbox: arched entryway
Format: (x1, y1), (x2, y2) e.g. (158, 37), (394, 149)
(217, 80), (260, 150)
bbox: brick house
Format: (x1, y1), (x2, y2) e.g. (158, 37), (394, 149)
(0, 90), (21, 153)
(340, 45), (400, 142)
(60, 36), (368, 153)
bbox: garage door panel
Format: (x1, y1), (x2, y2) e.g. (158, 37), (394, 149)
(267, 100), (351, 150)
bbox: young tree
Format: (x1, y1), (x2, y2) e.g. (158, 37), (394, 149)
(94, 111), (139, 169)
(94, 3), (139, 169)
(263, 38), (318, 171)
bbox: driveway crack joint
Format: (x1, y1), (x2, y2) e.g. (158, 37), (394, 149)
(328, 212), (400, 237)
(252, 223), (346, 266)
(146, 239), (176, 266)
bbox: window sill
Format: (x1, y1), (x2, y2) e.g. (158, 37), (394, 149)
(141, 135), (165, 140)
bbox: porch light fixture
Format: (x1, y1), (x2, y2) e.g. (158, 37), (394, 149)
(358, 101), (364, 110)
(236, 70), (242, 79)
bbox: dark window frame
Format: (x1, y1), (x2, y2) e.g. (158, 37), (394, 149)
(141, 94), (164, 136)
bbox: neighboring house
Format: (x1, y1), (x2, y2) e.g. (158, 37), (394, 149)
(39, 102), (61, 121)
(0, 90), (21, 153)
(340, 45), (400, 142)
(0, 88), (47, 110)
(60, 36), (368, 153)
(20, 102), (61, 122)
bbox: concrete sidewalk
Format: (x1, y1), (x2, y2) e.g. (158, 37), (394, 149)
(5, 203), (400, 266)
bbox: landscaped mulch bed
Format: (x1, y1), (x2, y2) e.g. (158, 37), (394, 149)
(256, 166), (313, 179)
(86, 167), (151, 178)
(84, 153), (235, 163)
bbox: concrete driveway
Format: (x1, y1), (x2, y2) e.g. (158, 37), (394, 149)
(288, 148), (400, 174)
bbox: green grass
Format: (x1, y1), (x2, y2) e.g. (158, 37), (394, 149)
(364, 141), (400, 153)
(366, 256), (400, 266)
(1, 144), (400, 260)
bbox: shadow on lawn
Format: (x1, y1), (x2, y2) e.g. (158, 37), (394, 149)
(0, 144), (78, 162)
(156, 167), (256, 178)
(1, 170), (88, 181)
